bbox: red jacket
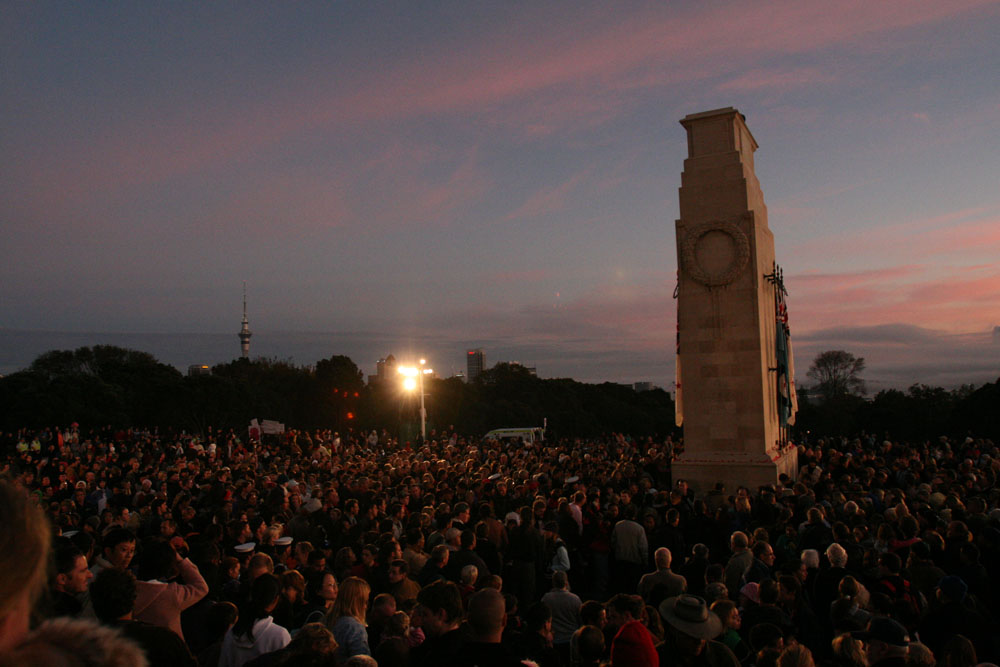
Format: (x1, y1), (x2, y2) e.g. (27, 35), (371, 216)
(611, 620), (659, 667)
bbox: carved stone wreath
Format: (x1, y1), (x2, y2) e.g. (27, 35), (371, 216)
(680, 220), (750, 287)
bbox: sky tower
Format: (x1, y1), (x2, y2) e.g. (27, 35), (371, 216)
(239, 282), (252, 359)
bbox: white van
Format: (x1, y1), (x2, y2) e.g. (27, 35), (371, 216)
(482, 425), (546, 445)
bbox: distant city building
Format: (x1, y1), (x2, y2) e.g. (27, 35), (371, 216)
(633, 382), (658, 392)
(238, 282), (252, 359)
(372, 354), (397, 384)
(188, 364), (211, 377)
(994, 326), (1000, 344)
(466, 348), (485, 382)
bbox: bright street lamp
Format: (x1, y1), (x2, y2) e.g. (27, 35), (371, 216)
(398, 359), (433, 440)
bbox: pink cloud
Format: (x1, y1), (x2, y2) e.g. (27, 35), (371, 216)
(373, 149), (493, 228)
(789, 265), (1000, 334)
(505, 170), (590, 220)
(791, 265), (924, 288)
(718, 67), (836, 92)
(22, 0), (995, 205)
(913, 217), (1000, 256)
(789, 208), (1000, 261)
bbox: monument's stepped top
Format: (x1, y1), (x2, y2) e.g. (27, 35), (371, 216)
(679, 107), (758, 175)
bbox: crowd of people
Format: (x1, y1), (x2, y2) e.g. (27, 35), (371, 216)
(1, 424), (998, 667)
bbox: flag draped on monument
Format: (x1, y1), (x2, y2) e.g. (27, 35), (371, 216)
(774, 271), (797, 427)
(675, 321), (684, 427)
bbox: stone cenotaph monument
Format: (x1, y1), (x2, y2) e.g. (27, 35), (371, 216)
(673, 107), (798, 493)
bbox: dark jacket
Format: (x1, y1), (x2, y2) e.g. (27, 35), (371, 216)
(115, 619), (198, 667)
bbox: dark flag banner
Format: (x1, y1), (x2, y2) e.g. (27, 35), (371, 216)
(675, 320), (683, 427)
(773, 267), (798, 427)
(674, 272), (683, 427)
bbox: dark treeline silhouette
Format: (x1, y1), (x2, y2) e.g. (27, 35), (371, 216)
(2, 345), (997, 442)
(0, 346), (676, 439)
(794, 381), (1000, 442)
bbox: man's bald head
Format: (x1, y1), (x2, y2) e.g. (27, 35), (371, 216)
(467, 588), (506, 641)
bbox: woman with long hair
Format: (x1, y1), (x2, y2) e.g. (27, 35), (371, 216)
(220, 573), (291, 667)
(272, 569), (307, 632)
(302, 572), (338, 626)
(830, 575), (872, 634)
(939, 635), (977, 667)
(326, 576), (371, 661)
(0, 479), (52, 653)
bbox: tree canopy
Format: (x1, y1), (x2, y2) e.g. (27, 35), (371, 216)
(0, 347), (675, 439)
(807, 349), (866, 402)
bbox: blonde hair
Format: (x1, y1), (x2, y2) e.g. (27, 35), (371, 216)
(0, 480), (52, 616)
(329, 576), (370, 625)
(384, 611), (410, 638)
(831, 633), (868, 667)
(907, 642), (935, 667)
(778, 644), (816, 667)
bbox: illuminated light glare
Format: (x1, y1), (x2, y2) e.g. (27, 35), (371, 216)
(402, 377), (417, 391)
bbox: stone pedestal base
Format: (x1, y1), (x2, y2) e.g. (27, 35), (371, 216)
(672, 446), (798, 496)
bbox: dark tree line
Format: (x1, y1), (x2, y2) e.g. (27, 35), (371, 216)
(2, 345), (996, 442)
(792, 381), (1000, 442)
(0, 346), (675, 439)
(792, 348), (1000, 441)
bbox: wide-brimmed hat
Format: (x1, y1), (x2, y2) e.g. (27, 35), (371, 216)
(852, 616), (908, 647)
(658, 595), (722, 639)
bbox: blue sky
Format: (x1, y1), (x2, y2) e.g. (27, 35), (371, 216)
(2, 1), (999, 388)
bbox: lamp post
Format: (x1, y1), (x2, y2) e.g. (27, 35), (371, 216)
(399, 359), (433, 440)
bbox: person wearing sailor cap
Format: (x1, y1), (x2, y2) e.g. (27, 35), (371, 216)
(656, 595), (739, 667)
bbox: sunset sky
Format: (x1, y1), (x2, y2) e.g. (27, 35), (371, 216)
(3, 1), (999, 389)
